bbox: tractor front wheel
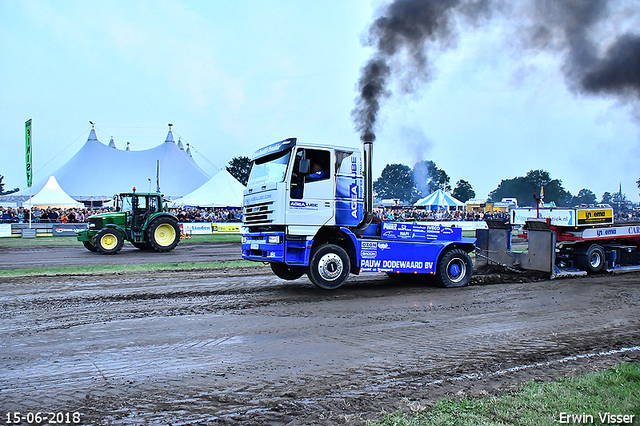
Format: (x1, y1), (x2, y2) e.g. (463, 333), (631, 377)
(146, 217), (180, 252)
(95, 228), (124, 255)
(83, 240), (98, 252)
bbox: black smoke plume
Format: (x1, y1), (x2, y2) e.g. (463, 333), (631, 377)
(352, 0), (640, 142)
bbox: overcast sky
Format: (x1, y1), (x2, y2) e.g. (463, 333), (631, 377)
(1, 0), (639, 202)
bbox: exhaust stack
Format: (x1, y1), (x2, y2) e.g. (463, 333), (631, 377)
(358, 138), (374, 230)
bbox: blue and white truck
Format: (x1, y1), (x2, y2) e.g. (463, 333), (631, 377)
(241, 137), (476, 289)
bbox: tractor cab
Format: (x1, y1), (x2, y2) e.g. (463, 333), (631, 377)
(117, 192), (161, 231)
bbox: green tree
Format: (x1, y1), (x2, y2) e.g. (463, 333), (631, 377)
(413, 160), (450, 195)
(488, 170), (570, 207)
(601, 192), (612, 205)
(374, 164), (420, 203)
(612, 186), (630, 212)
(0, 175), (18, 195)
(226, 156), (251, 186)
(452, 179), (475, 203)
(571, 188), (597, 206)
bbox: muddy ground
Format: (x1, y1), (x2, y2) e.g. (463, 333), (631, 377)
(0, 241), (241, 270)
(1, 242), (639, 425)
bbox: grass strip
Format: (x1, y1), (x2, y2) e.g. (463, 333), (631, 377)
(0, 233), (241, 248)
(0, 260), (260, 278)
(375, 362), (640, 426)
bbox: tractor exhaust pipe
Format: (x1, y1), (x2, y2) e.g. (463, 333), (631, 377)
(358, 137), (374, 230)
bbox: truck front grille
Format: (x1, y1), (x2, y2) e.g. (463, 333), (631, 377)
(243, 201), (274, 225)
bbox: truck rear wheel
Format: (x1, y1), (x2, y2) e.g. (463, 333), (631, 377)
(435, 248), (472, 288)
(146, 217), (180, 252)
(271, 263), (306, 280)
(308, 244), (350, 290)
(575, 244), (605, 274)
(95, 228), (124, 255)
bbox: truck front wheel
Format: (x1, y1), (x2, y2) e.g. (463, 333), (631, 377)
(271, 263), (306, 280)
(146, 217), (180, 252)
(436, 248), (472, 288)
(95, 228), (124, 255)
(308, 244), (351, 290)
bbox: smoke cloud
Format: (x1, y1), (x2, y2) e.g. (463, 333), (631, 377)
(352, 0), (640, 142)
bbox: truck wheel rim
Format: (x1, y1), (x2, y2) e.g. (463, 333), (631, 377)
(101, 234), (117, 250)
(589, 252), (602, 268)
(446, 258), (466, 283)
(318, 253), (343, 281)
(155, 224), (176, 246)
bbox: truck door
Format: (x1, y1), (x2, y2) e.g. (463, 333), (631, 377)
(287, 148), (334, 227)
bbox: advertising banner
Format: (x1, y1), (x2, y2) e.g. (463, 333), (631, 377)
(180, 222), (213, 235)
(0, 224), (11, 238)
(25, 119), (32, 188)
(52, 223), (88, 236)
(213, 223), (241, 234)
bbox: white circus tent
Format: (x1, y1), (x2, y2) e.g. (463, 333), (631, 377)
(12, 124), (210, 201)
(414, 189), (464, 210)
(171, 169), (245, 208)
(22, 176), (83, 209)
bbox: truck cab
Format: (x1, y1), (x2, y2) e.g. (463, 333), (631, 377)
(242, 138), (476, 289)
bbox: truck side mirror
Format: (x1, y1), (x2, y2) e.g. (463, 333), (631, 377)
(299, 159), (310, 175)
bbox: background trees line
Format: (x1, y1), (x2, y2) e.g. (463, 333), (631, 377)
(225, 156), (638, 208)
(372, 162), (638, 208)
(3, 156), (638, 210)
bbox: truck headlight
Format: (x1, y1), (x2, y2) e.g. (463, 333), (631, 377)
(267, 235), (281, 244)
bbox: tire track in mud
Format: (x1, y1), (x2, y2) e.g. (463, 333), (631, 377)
(1, 269), (640, 425)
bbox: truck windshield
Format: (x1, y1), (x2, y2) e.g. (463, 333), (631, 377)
(247, 149), (292, 186)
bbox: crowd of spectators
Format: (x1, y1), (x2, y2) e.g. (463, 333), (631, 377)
(373, 207), (510, 222)
(0, 206), (89, 224)
(0, 206), (244, 224)
(171, 208), (242, 223)
(2, 205), (638, 225)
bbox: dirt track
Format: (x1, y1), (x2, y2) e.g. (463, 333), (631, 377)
(1, 244), (640, 425)
(0, 241), (241, 270)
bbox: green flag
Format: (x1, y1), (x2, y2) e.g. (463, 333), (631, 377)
(25, 119), (32, 187)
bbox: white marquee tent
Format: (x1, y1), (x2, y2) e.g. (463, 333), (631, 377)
(414, 189), (465, 210)
(171, 169), (245, 208)
(13, 125), (210, 201)
(22, 176), (83, 209)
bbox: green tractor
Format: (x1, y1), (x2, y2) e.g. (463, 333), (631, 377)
(77, 190), (181, 255)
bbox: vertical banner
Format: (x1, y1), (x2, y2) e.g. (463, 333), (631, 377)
(25, 119), (33, 187)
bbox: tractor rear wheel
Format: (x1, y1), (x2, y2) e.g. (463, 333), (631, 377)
(146, 217), (180, 252)
(95, 228), (124, 255)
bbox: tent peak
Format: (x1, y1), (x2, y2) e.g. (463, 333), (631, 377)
(87, 123), (99, 142)
(108, 136), (116, 149)
(165, 123), (175, 144)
